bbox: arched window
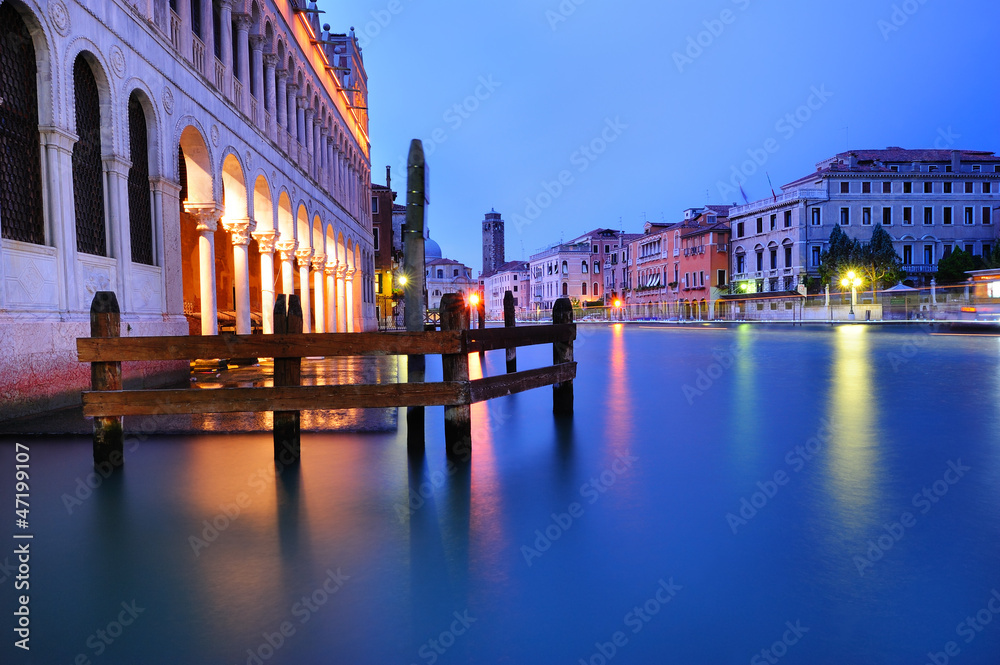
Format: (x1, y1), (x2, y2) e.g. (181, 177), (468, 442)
(562, 282), (568, 296)
(581, 261), (588, 274)
(128, 93), (154, 265)
(72, 55), (107, 256)
(561, 261), (568, 275)
(582, 282), (587, 296)
(0, 3), (45, 245)
(593, 282), (599, 297)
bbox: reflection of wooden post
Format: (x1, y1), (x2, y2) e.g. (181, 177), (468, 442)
(440, 294), (471, 459)
(91, 292), (123, 469)
(503, 290), (516, 373)
(273, 294), (302, 463)
(552, 297), (574, 415)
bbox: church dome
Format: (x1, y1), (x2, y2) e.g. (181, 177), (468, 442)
(424, 236), (442, 260)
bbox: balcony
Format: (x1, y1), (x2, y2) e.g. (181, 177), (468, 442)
(232, 77), (244, 112)
(170, 11), (182, 50)
(192, 36), (205, 72)
(214, 57), (225, 90)
(903, 264), (937, 274)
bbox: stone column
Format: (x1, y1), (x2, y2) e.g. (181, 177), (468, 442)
(100, 155), (133, 312)
(335, 264), (347, 332)
(319, 128), (329, 189)
(200, 0), (215, 78)
(177, 0), (193, 62)
(303, 106), (315, 172)
(185, 204), (222, 335)
(153, 177), (182, 315)
(263, 54), (278, 138)
(276, 238), (296, 295)
(252, 227), (276, 333)
(296, 96), (307, 151)
(39, 127), (77, 311)
(324, 262), (337, 333)
(218, 0), (233, 93)
(275, 69), (288, 148)
(331, 143), (340, 200)
(221, 217), (254, 334)
(295, 248), (313, 333)
(285, 83), (298, 144)
(234, 14), (252, 108)
(311, 254), (326, 332)
(249, 35), (264, 121)
(345, 268), (355, 333)
(313, 121), (322, 180)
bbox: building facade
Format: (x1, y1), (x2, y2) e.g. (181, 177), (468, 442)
(372, 170), (401, 326)
(482, 260), (529, 319)
(426, 258), (476, 312)
(0, 0), (375, 419)
(529, 241), (591, 310)
(481, 208), (504, 276)
(728, 148), (1000, 293)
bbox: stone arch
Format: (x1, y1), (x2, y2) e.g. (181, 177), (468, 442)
(64, 43), (115, 154)
(177, 123), (213, 203)
(219, 152), (255, 332)
(295, 203), (310, 248)
(220, 150), (249, 219)
(276, 189), (294, 240)
(123, 80), (162, 178)
(71, 50), (112, 257)
(312, 214), (324, 256)
(3, 0), (55, 127)
(253, 174), (273, 232)
(126, 87), (158, 265)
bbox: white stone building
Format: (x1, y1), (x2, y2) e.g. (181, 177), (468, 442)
(529, 241), (591, 311)
(0, 0), (375, 419)
(482, 260), (529, 319)
(426, 258), (476, 312)
(729, 148), (1000, 293)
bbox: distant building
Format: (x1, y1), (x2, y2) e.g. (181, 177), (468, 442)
(529, 241), (591, 310)
(482, 209), (505, 276)
(728, 148), (1000, 292)
(426, 258), (476, 312)
(372, 168), (401, 326)
(482, 260), (530, 319)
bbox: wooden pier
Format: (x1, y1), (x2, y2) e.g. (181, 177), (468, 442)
(78, 291), (576, 468)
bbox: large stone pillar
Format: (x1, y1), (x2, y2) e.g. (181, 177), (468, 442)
(263, 54), (278, 139)
(250, 35), (265, 122)
(295, 248), (313, 333)
(311, 254), (326, 332)
(335, 264), (347, 332)
(331, 143), (340, 200)
(200, 0), (214, 78)
(102, 155), (133, 312)
(185, 204), (222, 335)
(234, 13), (252, 109)
(304, 106), (315, 172)
(252, 228), (276, 333)
(177, 0), (193, 62)
(296, 96), (307, 153)
(275, 69), (288, 148)
(218, 0), (233, 92)
(276, 238), (296, 295)
(324, 262), (337, 333)
(313, 121), (322, 180)
(345, 268), (355, 333)
(285, 83), (298, 143)
(39, 127), (77, 312)
(319, 128), (329, 190)
(153, 177), (183, 315)
(221, 217), (254, 334)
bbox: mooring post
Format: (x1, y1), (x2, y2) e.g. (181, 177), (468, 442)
(273, 294), (302, 463)
(440, 293), (471, 459)
(403, 139), (427, 454)
(552, 297), (574, 415)
(90, 291), (124, 469)
(503, 290), (516, 373)
(477, 295), (486, 358)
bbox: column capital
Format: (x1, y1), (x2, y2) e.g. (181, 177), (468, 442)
(150, 176), (182, 196)
(304, 106), (315, 119)
(320, 126), (330, 137)
(263, 52), (279, 68)
(252, 228), (277, 252)
(276, 67), (289, 81)
(38, 125), (77, 151)
(286, 82), (298, 94)
(324, 262), (337, 275)
(221, 217), (255, 246)
(276, 238), (298, 261)
(234, 12), (253, 31)
(344, 268), (356, 281)
(311, 254), (327, 271)
(335, 263), (348, 278)
(295, 248), (314, 267)
(297, 96), (309, 109)
(218, 0), (233, 10)
(102, 154), (132, 176)
(184, 202), (223, 232)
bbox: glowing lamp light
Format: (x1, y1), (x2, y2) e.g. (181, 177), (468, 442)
(397, 275), (407, 286)
(613, 299), (623, 308)
(468, 293), (480, 307)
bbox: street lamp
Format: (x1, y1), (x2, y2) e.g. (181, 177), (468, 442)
(397, 274), (407, 287)
(840, 270), (863, 320)
(613, 298), (622, 322)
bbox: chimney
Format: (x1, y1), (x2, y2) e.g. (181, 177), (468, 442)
(385, 165), (391, 190)
(847, 152), (857, 168)
(951, 150), (961, 173)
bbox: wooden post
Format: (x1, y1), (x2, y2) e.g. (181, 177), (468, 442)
(440, 293), (471, 459)
(552, 297), (574, 415)
(91, 291), (123, 469)
(503, 290), (516, 373)
(477, 294), (485, 358)
(273, 294), (302, 463)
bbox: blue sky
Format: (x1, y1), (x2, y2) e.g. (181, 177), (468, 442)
(325, 0), (1000, 271)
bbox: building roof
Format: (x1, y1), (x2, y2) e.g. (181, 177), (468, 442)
(825, 148), (996, 165)
(426, 257), (468, 267)
(391, 203), (407, 212)
(481, 260), (529, 279)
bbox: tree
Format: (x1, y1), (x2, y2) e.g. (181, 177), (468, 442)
(857, 225), (903, 294)
(935, 249), (975, 284)
(818, 226), (861, 285)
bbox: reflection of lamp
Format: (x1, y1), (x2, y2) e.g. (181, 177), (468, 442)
(840, 270), (863, 320)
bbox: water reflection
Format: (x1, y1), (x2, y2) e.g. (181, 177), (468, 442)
(605, 323), (631, 458)
(826, 325), (880, 529)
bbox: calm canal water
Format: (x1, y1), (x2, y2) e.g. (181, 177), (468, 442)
(3, 324), (1000, 665)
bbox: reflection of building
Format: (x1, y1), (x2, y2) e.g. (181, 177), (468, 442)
(0, 0), (373, 418)
(426, 258), (476, 312)
(729, 148), (1000, 291)
(482, 261), (530, 319)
